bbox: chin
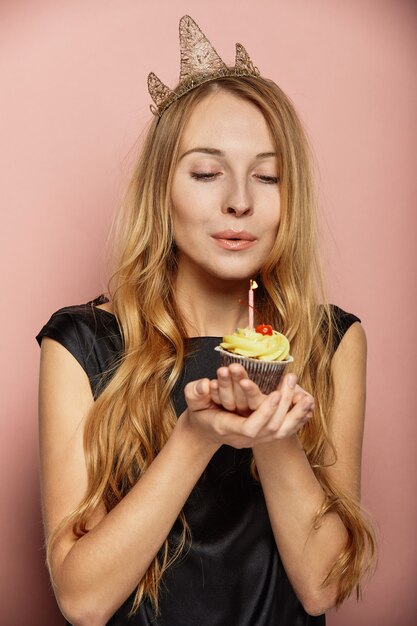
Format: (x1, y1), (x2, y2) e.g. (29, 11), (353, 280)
(177, 250), (265, 283)
(207, 264), (261, 283)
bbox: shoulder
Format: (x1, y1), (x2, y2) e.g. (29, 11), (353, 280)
(332, 319), (366, 365)
(35, 294), (121, 398)
(321, 304), (363, 355)
(35, 294), (115, 347)
(329, 304), (361, 329)
(323, 309), (366, 499)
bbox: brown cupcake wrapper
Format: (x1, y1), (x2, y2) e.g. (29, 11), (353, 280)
(215, 347), (294, 394)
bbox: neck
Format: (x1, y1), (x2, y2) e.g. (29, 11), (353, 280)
(174, 266), (251, 338)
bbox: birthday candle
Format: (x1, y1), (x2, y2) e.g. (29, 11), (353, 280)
(248, 279), (258, 330)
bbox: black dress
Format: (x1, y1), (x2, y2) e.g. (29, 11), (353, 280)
(35, 294), (360, 626)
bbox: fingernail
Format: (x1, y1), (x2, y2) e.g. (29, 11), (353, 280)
(196, 380), (205, 395)
(287, 374), (297, 389)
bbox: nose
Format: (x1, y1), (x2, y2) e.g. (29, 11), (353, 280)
(221, 180), (253, 217)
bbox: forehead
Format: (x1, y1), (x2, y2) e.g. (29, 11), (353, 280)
(179, 91), (274, 151)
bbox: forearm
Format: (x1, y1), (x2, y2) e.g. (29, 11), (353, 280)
(53, 417), (218, 625)
(253, 435), (348, 615)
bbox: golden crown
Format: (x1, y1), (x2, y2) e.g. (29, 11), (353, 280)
(148, 15), (261, 117)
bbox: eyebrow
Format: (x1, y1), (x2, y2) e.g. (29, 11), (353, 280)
(178, 147), (277, 161)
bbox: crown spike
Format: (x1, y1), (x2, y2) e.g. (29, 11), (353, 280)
(147, 72), (174, 109)
(235, 43), (260, 76)
(178, 15), (228, 82)
(147, 15), (262, 117)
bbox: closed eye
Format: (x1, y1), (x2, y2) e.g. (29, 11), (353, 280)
(256, 175), (279, 184)
(191, 172), (221, 181)
(190, 172), (279, 184)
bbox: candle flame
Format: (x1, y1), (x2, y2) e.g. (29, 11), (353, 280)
(250, 280), (258, 290)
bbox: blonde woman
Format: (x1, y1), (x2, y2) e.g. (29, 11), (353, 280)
(36, 15), (376, 626)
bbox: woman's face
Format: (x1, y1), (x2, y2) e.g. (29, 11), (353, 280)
(171, 90), (281, 283)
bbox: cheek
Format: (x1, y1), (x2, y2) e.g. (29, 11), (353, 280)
(171, 200), (201, 249)
(171, 203), (205, 240)
(266, 197), (281, 233)
(266, 226), (279, 254)
(262, 200), (280, 251)
(171, 176), (190, 217)
(171, 187), (213, 235)
(171, 180), (195, 234)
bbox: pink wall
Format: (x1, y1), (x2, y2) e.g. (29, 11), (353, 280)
(1, 1), (415, 624)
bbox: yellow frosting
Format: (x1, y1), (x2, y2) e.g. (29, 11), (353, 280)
(220, 328), (290, 361)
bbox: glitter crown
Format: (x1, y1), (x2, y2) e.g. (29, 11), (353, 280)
(148, 15), (261, 117)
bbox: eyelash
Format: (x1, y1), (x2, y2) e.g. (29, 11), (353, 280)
(190, 173), (279, 184)
(257, 175), (279, 185)
(191, 172), (219, 181)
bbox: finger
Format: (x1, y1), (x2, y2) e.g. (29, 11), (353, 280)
(292, 391), (305, 405)
(239, 378), (265, 412)
(269, 373), (298, 429)
(292, 383), (314, 405)
(292, 390), (313, 406)
(217, 367), (237, 412)
(184, 378), (212, 411)
(274, 396), (314, 439)
(229, 364), (250, 413)
(239, 391), (281, 439)
(209, 379), (221, 406)
(294, 382), (313, 396)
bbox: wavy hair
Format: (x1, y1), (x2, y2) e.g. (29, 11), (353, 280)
(46, 75), (377, 614)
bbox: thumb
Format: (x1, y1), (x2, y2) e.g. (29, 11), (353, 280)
(184, 378), (212, 411)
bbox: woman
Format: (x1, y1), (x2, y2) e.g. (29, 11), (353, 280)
(36, 15), (376, 626)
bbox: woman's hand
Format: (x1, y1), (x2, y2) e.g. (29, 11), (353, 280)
(210, 363), (314, 419)
(180, 365), (314, 449)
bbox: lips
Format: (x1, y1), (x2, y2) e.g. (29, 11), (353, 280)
(211, 230), (257, 251)
(212, 230), (256, 241)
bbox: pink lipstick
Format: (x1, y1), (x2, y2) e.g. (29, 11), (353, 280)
(212, 230), (257, 251)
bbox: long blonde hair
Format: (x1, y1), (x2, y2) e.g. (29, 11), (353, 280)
(46, 76), (376, 614)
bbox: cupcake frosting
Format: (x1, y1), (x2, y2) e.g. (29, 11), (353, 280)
(220, 328), (290, 361)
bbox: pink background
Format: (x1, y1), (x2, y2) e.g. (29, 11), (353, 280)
(1, 0), (415, 624)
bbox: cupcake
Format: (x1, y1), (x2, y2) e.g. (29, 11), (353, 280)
(215, 324), (294, 394)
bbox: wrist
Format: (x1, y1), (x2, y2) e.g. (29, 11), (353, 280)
(174, 410), (221, 457)
(252, 433), (304, 454)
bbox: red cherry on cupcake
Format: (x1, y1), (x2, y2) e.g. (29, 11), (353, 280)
(255, 324), (273, 336)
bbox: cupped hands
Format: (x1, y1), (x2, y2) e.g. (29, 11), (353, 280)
(182, 364), (314, 450)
